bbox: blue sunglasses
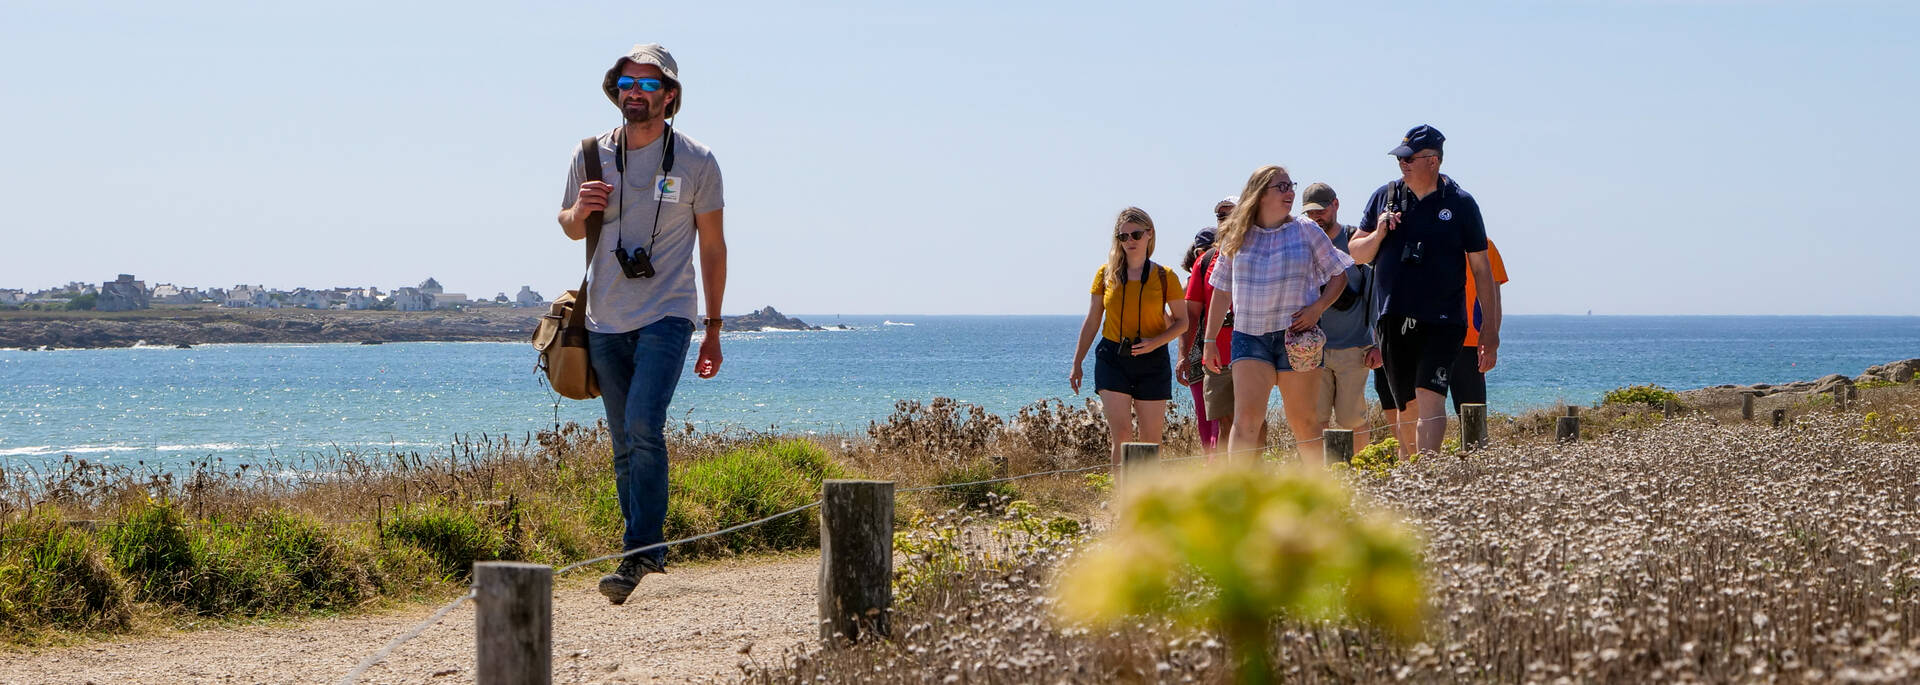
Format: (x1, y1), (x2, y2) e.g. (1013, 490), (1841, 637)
(615, 76), (666, 92)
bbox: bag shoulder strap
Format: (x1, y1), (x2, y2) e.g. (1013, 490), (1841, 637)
(569, 136), (604, 327)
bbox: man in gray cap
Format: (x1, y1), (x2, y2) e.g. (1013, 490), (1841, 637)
(558, 43), (728, 605)
(1299, 183), (1376, 453)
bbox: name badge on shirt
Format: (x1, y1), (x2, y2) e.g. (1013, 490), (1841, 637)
(654, 175), (683, 203)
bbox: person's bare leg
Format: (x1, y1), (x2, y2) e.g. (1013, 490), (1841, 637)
(1414, 387), (1448, 454)
(1276, 370), (1326, 466)
(1228, 360), (1275, 465)
(1098, 390), (1135, 470)
(1134, 399), (1167, 449)
(1214, 422), (1233, 463)
(1384, 404), (1416, 457)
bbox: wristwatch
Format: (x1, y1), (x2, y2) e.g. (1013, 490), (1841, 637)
(703, 317), (724, 329)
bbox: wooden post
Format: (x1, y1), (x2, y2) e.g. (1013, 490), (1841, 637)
(1832, 387), (1848, 411)
(1555, 416), (1580, 443)
(1564, 405), (1580, 418)
(1322, 429), (1355, 464)
(1459, 403), (1488, 450)
(1662, 398), (1678, 418)
(819, 480), (893, 645)
(1121, 442), (1159, 478)
(1772, 408), (1787, 428)
(1741, 393), (1755, 421)
(474, 561), (551, 685)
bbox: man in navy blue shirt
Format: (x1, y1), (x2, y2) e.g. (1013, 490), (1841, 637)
(1350, 125), (1502, 454)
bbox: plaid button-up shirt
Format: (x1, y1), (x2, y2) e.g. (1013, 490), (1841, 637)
(1209, 216), (1355, 336)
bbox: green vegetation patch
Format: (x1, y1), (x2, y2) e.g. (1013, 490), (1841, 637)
(1602, 384), (1682, 410)
(665, 439), (849, 557)
(0, 514), (134, 636)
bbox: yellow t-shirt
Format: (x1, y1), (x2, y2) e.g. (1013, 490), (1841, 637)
(1091, 264), (1183, 342)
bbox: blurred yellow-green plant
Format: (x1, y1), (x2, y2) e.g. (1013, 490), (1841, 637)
(1053, 464), (1425, 684)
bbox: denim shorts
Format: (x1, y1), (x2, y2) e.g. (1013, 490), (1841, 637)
(1229, 330), (1293, 371)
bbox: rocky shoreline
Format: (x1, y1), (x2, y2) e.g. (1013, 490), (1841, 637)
(1, 306), (828, 349)
(1676, 358), (1920, 408)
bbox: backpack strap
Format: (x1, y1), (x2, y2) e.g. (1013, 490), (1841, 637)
(569, 136), (604, 328)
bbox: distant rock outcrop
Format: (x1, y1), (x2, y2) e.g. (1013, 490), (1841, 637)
(721, 307), (820, 331)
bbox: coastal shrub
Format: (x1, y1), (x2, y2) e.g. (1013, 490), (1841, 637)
(1601, 384), (1681, 410)
(384, 503), (508, 578)
(868, 398), (1004, 460)
(663, 439), (847, 558)
(1346, 437), (1406, 476)
(929, 459), (1018, 509)
(1006, 398), (1109, 467)
(62, 293), (96, 311)
(0, 514), (133, 636)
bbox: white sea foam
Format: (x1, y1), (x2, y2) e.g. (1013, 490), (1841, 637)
(883, 320), (915, 326)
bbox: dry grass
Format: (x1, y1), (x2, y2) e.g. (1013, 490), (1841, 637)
(740, 395), (1920, 683)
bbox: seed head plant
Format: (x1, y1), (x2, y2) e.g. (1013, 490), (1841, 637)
(1053, 464), (1424, 684)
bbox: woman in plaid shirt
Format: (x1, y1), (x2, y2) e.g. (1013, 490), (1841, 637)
(1200, 166), (1354, 465)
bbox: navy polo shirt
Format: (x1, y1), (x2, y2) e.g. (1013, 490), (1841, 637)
(1357, 175), (1488, 326)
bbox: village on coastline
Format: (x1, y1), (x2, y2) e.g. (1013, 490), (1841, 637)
(0, 274), (546, 313)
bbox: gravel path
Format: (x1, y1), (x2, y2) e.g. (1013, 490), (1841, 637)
(0, 554), (820, 684)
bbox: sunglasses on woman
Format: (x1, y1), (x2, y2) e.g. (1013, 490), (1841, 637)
(1114, 229), (1150, 242)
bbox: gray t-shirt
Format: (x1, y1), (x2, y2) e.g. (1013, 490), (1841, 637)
(560, 128), (724, 334)
(1319, 224), (1374, 350)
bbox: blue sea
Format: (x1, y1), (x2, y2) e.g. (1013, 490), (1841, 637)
(2, 315), (1915, 472)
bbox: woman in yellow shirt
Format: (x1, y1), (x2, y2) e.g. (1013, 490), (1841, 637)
(1070, 207), (1189, 471)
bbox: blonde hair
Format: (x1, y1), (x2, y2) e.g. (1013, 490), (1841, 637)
(1215, 165), (1289, 257)
(1104, 207), (1156, 291)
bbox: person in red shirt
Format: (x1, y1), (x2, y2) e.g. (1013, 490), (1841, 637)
(1179, 197), (1238, 458)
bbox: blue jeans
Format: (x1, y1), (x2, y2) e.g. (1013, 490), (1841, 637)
(588, 316), (694, 565)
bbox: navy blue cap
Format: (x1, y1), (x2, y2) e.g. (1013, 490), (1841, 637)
(1388, 125), (1445, 157)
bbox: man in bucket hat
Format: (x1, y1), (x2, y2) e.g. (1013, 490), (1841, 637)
(1350, 124), (1501, 456)
(558, 43), (729, 605)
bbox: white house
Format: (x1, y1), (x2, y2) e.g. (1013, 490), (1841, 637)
(418, 277), (444, 296)
(514, 286), (545, 308)
(287, 288), (331, 309)
(224, 285), (276, 308)
(391, 287), (432, 311)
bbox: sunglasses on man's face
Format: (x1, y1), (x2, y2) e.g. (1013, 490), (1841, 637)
(1396, 153), (1438, 164)
(616, 76), (666, 92)
(1114, 229), (1150, 243)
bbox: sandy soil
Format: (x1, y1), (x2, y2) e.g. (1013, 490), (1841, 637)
(0, 554), (820, 684)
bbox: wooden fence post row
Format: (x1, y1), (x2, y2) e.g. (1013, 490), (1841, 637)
(1121, 442), (1159, 478)
(819, 480), (894, 646)
(1556, 416), (1580, 443)
(1323, 429), (1354, 464)
(1459, 403), (1488, 450)
(474, 561), (552, 685)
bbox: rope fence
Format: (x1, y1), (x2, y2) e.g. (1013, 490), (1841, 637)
(334, 406), (1538, 683)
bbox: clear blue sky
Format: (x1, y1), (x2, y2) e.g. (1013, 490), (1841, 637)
(3, 1), (1914, 315)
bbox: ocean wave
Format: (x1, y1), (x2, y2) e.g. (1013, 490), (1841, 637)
(883, 320), (915, 326)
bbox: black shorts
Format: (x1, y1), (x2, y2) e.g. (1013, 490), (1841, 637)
(1094, 339), (1173, 401)
(1449, 345), (1486, 414)
(1378, 316), (1466, 412)
(1375, 365), (1397, 412)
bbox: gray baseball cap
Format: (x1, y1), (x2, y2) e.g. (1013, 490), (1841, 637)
(1299, 183), (1336, 212)
(602, 44), (682, 117)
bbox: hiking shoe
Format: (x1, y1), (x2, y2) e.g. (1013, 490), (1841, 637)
(598, 555), (664, 605)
